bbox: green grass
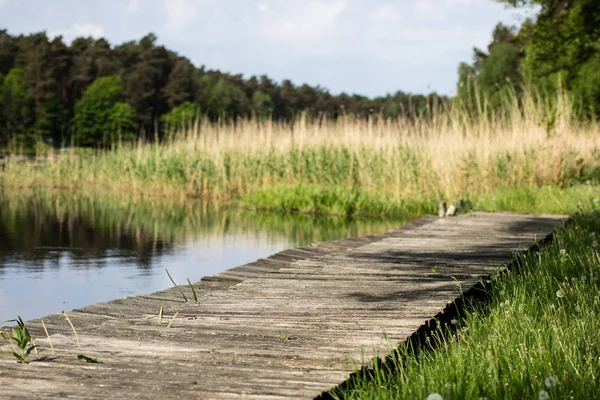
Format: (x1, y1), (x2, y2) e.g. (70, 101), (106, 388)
(243, 184), (436, 218)
(331, 211), (600, 400)
(245, 182), (600, 218)
(474, 184), (600, 215)
(0, 316), (37, 363)
(165, 268), (188, 303)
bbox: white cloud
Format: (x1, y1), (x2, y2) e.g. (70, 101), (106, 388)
(127, 0), (139, 12)
(256, 2), (267, 12)
(414, 0), (434, 14)
(163, 0), (215, 36)
(50, 23), (105, 43)
(75, 23), (105, 38)
(254, 0), (347, 50)
(449, 0), (484, 3)
(369, 3), (401, 23)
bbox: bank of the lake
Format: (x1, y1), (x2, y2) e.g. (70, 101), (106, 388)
(1, 91), (599, 218)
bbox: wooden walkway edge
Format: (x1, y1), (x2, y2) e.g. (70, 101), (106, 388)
(0, 212), (565, 399)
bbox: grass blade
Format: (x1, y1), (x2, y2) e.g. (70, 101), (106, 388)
(166, 268), (187, 302)
(166, 312), (179, 329)
(187, 278), (198, 303)
(41, 319), (54, 356)
(158, 307), (163, 325)
(62, 311), (80, 348)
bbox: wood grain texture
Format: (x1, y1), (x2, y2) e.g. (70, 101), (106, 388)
(0, 212), (565, 399)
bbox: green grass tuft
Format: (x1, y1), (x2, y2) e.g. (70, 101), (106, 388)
(0, 316), (37, 363)
(166, 268), (188, 303)
(187, 278), (198, 304)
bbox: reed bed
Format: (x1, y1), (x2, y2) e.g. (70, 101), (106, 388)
(1, 90), (599, 216)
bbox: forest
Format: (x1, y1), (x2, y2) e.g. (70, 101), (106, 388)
(0, 29), (447, 148)
(0, 0), (598, 148)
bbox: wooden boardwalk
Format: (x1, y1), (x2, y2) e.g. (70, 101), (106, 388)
(0, 212), (565, 399)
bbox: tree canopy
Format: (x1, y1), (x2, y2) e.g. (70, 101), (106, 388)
(457, 0), (600, 115)
(0, 30), (442, 149)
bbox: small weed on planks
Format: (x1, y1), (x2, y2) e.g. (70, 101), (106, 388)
(62, 310), (80, 348)
(187, 278), (198, 303)
(0, 316), (37, 363)
(77, 354), (101, 363)
(166, 268), (188, 302)
(165, 270), (199, 304)
(166, 312), (179, 328)
(40, 318), (54, 355)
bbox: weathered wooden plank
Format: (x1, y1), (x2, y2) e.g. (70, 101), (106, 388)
(0, 212), (565, 399)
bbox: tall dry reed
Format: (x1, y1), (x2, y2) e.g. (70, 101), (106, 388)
(1, 89), (598, 212)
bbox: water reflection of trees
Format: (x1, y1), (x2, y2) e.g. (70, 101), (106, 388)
(0, 189), (405, 273)
(0, 200), (172, 270)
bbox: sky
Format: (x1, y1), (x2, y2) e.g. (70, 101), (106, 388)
(0, 0), (537, 97)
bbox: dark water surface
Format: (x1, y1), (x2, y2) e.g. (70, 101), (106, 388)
(0, 190), (404, 323)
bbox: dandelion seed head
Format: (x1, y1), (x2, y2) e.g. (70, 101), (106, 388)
(450, 318), (458, 325)
(559, 249), (567, 256)
(426, 393), (444, 400)
(545, 376), (558, 388)
(539, 390), (550, 400)
(556, 290), (564, 298)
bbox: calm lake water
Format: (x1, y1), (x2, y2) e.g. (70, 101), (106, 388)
(0, 190), (404, 323)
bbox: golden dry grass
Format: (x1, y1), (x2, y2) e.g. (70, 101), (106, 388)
(1, 90), (598, 215)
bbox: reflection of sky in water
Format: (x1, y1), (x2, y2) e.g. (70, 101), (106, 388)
(0, 233), (294, 322)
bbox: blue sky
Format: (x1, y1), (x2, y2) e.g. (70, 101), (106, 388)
(0, 0), (537, 97)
